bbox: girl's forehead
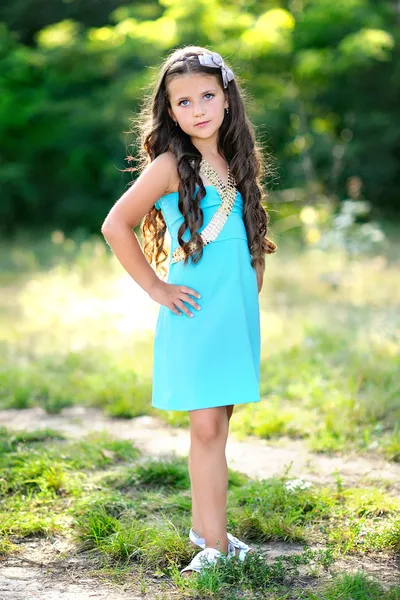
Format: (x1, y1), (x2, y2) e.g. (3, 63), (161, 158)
(167, 73), (219, 99)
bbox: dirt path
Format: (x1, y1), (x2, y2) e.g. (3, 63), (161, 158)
(1, 406), (399, 497)
(1, 406), (399, 599)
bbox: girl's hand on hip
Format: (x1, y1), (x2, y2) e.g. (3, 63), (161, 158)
(148, 280), (201, 317)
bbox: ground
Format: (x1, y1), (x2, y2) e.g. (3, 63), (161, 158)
(0, 406), (399, 599)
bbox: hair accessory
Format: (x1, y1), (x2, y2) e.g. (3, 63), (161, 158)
(198, 52), (234, 89)
(171, 158), (237, 264)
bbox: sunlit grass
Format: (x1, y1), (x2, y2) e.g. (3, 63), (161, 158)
(0, 426), (399, 597)
(1, 231), (399, 461)
(305, 572), (400, 600)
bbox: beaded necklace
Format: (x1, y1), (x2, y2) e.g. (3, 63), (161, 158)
(171, 158), (237, 263)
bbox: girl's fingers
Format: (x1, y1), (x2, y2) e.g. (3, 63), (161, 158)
(171, 305), (182, 315)
(166, 285), (201, 315)
(180, 294), (201, 311)
(174, 298), (194, 318)
(179, 285), (201, 299)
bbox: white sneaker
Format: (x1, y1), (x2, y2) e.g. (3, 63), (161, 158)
(189, 527), (253, 561)
(180, 541), (235, 575)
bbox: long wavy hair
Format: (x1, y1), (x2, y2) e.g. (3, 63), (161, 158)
(125, 45), (277, 279)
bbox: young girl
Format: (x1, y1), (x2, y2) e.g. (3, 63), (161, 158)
(101, 45), (277, 576)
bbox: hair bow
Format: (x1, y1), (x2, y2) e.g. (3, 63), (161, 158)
(198, 52), (235, 88)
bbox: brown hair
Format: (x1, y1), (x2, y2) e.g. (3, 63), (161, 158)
(125, 45), (277, 279)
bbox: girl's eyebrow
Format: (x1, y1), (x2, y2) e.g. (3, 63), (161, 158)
(174, 89), (217, 102)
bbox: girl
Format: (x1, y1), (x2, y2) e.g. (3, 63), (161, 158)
(101, 46), (277, 576)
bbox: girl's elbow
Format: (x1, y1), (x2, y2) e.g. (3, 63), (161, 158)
(101, 217), (132, 240)
(101, 217), (117, 240)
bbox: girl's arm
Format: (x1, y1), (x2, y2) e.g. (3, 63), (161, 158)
(102, 151), (202, 318)
(101, 152), (174, 296)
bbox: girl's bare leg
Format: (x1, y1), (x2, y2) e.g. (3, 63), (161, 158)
(187, 405), (234, 555)
(188, 405), (234, 538)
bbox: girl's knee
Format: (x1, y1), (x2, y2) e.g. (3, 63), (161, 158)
(189, 408), (228, 445)
(191, 424), (223, 445)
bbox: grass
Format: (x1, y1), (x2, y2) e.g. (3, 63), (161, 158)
(0, 426), (398, 598)
(1, 231), (399, 461)
(0, 230), (399, 596)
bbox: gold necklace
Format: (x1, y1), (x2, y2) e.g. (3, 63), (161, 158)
(171, 158), (238, 263)
(200, 157), (234, 189)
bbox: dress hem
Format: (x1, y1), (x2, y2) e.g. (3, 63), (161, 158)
(152, 397), (261, 412)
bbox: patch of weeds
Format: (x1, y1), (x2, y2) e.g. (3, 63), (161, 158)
(75, 504), (122, 548)
(229, 474), (331, 536)
(105, 458), (249, 498)
(150, 490), (192, 516)
(73, 491), (137, 521)
(107, 456), (191, 492)
(135, 518), (191, 570)
(0, 426), (65, 451)
(228, 470), (251, 489)
(352, 516), (400, 554)
(0, 535), (18, 556)
(341, 487), (399, 519)
(233, 400), (309, 441)
(1, 348), (153, 416)
(0, 426), (142, 546)
(305, 570), (400, 599)
(381, 424), (400, 463)
(104, 381), (152, 419)
(227, 473), (400, 558)
(0, 428), (141, 498)
(324, 487), (400, 554)
(0, 449), (71, 496)
(104, 486), (193, 521)
(0, 505), (62, 537)
(157, 410), (190, 429)
(135, 457), (190, 490)
(74, 509), (190, 570)
(170, 546), (335, 597)
(308, 428), (352, 455)
(63, 432), (140, 470)
(326, 515), (369, 556)
(230, 504), (308, 545)
(231, 322), (399, 460)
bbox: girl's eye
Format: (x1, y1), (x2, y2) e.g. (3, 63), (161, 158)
(179, 93), (214, 107)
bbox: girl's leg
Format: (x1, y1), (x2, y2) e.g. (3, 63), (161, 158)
(188, 404), (234, 538)
(187, 405), (233, 555)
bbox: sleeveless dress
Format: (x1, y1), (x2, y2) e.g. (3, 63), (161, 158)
(151, 184), (261, 411)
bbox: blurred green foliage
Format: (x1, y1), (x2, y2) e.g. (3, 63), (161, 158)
(0, 0), (399, 234)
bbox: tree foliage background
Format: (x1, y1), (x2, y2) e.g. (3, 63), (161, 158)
(1, 0), (399, 233)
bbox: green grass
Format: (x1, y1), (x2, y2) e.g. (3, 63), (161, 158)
(1, 232), (399, 596)
(305, 572), (400, 600)
(0, 426), (398, 598)
(1, 233), (399, 460)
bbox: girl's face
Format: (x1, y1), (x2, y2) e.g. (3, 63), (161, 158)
(167, 73), (229, 140)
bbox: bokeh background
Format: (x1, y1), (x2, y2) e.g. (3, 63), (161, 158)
(1, 0), (399, 453)
(1, 3), (400, 597)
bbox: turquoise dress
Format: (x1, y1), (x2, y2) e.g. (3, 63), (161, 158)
(151, 184), (261, 412)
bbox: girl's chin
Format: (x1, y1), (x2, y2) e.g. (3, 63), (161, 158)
(192, 125), (215, 136)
